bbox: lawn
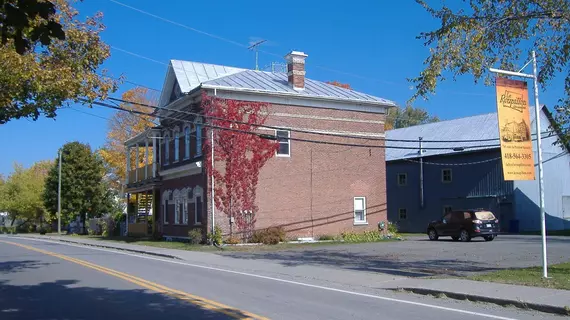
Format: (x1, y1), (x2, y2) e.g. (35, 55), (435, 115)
(64, 235), (397, 252)
(470, 262), (570, 290)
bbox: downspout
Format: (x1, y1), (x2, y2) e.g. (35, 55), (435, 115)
(419, 137), (424, 209)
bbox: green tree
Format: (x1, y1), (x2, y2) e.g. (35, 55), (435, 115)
(0, 0), (118, 124)
(0, 161), (53, 227)
(410, 0), (569, 139)
(0, 0), (65, 54)
(43, 142), (112, 234)
(385, 106), (440, 130)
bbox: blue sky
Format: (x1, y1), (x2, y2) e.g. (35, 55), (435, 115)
(1, 0), (566, 176)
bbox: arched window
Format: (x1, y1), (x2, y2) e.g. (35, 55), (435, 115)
(184, 126), (191, 159)
(162, 190), (171, 225)
(173, 189), (181, 224)
(195, 118), (202, 157)
(194, 186), (203, 225)
(174, 128), (180, 162)
(164, 132), (170, 165)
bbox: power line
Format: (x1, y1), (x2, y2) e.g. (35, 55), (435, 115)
(97, 72), (161, 93)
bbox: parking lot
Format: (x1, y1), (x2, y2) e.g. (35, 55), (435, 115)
(222, 235), (570, 278)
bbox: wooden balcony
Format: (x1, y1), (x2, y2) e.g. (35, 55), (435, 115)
(127, 164), (155, 184)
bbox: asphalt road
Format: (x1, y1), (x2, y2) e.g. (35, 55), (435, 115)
(221, 235), (570, 277)
(0, 237), (564, 320)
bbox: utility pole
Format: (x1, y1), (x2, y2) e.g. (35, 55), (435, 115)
(419, 137), (424, 208)
(57, 149), (62, 235)
(490, 50), (547, 278)
(248, 39), (267, 71)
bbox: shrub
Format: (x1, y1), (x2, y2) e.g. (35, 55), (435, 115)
(341, 230), (382, 243)
(318, 234), (335, 241)
(387, 221), (399, 234)
(207, 225), (223, 246)
(251, 227), (286, 245)
(0, 226), (7, 234)
(225, 236), (240, 245)
(188, 229), (203, 245)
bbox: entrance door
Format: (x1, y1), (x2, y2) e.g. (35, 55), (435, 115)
(563, 196), (570, 220)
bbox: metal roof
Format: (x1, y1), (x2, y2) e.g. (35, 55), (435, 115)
(170, 60), (244, 93)
(202, 70), (396, 106)
(385, 112), (506, 161)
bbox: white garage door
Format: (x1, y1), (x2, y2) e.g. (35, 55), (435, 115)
(563, 196), (570, 220)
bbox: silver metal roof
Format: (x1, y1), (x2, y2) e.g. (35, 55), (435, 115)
(385, 112), (507, 161)
(170, 60), (244, 93)
(202, 70), (396, 106)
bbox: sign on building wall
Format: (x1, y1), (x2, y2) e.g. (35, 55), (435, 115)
(495, 77), (535, 181)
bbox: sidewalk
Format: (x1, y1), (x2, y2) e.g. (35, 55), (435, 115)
(11, 234), (570, 316)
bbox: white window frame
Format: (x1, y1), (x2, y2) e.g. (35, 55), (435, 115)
(195, 118), (202, 157)
(276, 129), (290, 157)
(173, 189), (181, 224)
(164, 133), (170, 165)
(173, 128), (180, 163)
(184, 126), (191, 160)
(397, 173), (407, 186)
(194, 186), (203, 225)
(353, 197), (367, 225)
(162, 191), (170, 225)
(442, 168), (453, 183)
(183, 197), (189, 225)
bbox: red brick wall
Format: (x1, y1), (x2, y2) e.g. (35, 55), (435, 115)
(211, 103), (388, 239)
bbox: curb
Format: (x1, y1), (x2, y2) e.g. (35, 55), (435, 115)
(393, 287), (570, 316)
(12, 235), (182, 261)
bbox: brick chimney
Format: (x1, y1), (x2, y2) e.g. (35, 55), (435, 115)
(285, 51), (308, 90)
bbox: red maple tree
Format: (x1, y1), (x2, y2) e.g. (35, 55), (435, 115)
(202, 93), (278, 240)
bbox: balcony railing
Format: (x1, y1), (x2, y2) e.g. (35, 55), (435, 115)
(127, 163), (155, 184)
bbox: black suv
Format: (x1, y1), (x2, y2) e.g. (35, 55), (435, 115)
(427, 209), (499, 242)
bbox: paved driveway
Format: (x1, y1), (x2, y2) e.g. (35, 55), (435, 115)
(221, 235), (570, 278)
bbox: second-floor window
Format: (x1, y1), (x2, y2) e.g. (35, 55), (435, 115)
(195, 119), (202, 157)
(276, 130), (290, 156)
(184, 126), (191, 159)
(174, 131), (180, 162)
(442, 168), (452, 183)
(397, 173), (407, 186)
(164, 133), (170, 165)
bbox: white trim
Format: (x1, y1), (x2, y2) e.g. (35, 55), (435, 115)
(275, 129), (291, 157)
(173, 127), (180, 163)
(266, 112), (385, 125)
(160, 162), (203, 179)
(203, 88), (393, 114)
(353, 197), (367, 224)
(259, 126), (385, 138)
(163, 132), (170, 165)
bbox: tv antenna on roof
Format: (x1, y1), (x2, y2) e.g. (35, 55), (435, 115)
(248, 39), (267, 71)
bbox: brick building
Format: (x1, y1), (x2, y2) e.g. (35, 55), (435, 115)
(123, 51), (396, 240)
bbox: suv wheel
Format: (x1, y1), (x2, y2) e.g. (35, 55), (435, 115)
(428, 229), (439, 241)
(451, 236), (459, 241)
(484, 235), (495, 242)
(459, 229), (471, 242)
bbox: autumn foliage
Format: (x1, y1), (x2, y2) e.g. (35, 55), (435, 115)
(202, 93), (278, 239)
(326, 81), (352, 90)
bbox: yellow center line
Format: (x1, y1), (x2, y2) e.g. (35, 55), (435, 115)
(0, 240), (269, 320)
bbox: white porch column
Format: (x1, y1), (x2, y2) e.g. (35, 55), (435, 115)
(135, 143), (139, 182)
(152, 136), (158, 178)
(145, 139), (149, 179)
(126, 146), (131, 184)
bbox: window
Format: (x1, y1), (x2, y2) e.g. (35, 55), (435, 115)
(442, 212), (452, 223)
(183, 198), (189, 224)
(164, 133), (170, 165)
(443, 205), (452, 215)
(353, 197), (366, 224)
(174, 198), (181, 224)
(163, 203), (168, 224)
(184, 126), (191, 159)
(442, 168), (452, 183)
(195, 196), (203, 225)
(276, 130), (290, 156)
(174, 131), (180, 162)
(195, 119), (202, 157)
(194, 186), (203, 225)
(397, 173), (407, 186)
(398, 208), (407, 220)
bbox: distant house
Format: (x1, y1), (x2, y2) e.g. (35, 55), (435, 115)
(385, 106), (570, 233)
(123, 50), (396, 240)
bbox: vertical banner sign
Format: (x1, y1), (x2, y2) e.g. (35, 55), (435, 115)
(495, 77), (535, 181)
